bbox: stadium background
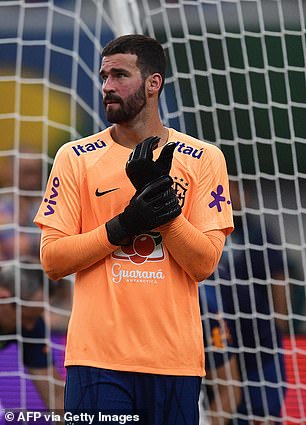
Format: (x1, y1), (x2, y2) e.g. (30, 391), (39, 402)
(0, 0), (305, 423)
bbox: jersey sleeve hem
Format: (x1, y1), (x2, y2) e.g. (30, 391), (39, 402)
(199, 222), (234, 236)
(33, 217), (77, 237)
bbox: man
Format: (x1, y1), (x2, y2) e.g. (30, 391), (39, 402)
(203, 271), (287, 425)
(34, 34), (234, 424)
(199, 284), (241, 425)
(202, 181), (288, 425)
(0, 265), (64, 409)
(213, 229), (287, 425)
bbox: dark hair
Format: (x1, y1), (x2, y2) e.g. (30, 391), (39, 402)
(102, 34), (166, 95)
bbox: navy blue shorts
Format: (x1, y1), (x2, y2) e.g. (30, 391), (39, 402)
(65, 366), (201, 425)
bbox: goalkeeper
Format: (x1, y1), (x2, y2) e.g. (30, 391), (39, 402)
(34, 34), (234, 424)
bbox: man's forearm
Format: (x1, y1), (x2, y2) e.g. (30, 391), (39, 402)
(158, 215), (226, 282)
(41, 225), (116, 280)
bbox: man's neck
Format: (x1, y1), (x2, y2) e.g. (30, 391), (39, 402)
(110, 120), (169, 149)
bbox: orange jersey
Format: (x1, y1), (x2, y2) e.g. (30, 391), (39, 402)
(34, 127), (233, 376)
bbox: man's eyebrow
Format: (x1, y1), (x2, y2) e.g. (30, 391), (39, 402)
(100, 67), (130, 76)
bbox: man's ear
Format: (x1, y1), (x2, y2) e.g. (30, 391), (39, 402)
(0, 287), (11, 298)
(146, 73), (162, 95)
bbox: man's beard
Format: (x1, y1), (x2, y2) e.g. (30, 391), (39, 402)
(103, 83), (146, 123)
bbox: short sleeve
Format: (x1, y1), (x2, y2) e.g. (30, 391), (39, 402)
(34, 145), (81, 236)
(189, 145), (234, 235)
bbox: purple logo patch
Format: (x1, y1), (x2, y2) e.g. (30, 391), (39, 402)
(209, 185), (230, 212)
(43, 177), (60, 216)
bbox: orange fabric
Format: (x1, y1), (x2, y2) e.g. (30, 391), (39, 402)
(34, 127), (234, 377)
(40, 225), (115, 281)
(41, 219), (225, 284)
(158, 215), (226, 282)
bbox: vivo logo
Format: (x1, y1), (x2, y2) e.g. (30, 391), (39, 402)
(43, 177), (60, 216)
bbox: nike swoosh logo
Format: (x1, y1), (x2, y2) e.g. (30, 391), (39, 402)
(95, 187), (119, 197)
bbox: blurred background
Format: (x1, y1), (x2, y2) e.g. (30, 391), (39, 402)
(0, 0), (305, 423)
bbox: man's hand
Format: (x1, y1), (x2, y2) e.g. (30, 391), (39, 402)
(106, 176), (181, 245)
(126, 136), (177, 191)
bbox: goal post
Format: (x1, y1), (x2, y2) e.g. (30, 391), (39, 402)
(0, 0), (305, 421)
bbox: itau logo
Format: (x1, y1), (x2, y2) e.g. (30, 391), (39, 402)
(112, 232), (165, 264)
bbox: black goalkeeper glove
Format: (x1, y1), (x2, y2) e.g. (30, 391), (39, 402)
(126, 136), (177, 192)
(106, 176), (181, 246)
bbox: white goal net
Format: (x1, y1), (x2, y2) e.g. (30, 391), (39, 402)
(0, 0), (305, 423)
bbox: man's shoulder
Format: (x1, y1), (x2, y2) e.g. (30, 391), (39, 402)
(168, 128), (222, 160)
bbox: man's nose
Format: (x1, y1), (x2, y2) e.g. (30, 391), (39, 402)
(102, 76), (115, 93)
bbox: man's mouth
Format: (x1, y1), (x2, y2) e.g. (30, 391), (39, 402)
(104, 97), (121, 106)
